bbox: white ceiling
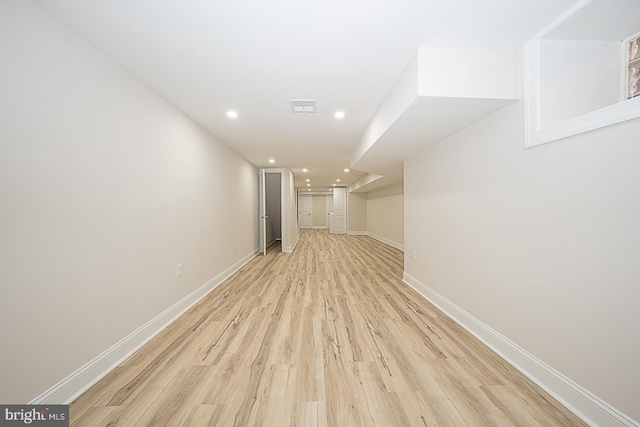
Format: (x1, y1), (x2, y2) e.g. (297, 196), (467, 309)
(33, 0), (579, 191)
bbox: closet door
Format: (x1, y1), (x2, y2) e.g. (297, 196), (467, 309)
(327, 194), (334, 233)
(298, 194), (313, 228)
(333, 187), (347, 234)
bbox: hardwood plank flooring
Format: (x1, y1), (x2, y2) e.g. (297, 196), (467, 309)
(70, 230), (587, 426)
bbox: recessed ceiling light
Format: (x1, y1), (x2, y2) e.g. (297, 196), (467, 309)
(307, 184), (310, 187)
(332, 184), (336, 186)
(269, 159), (275, 163)
(303, 168), (308, 172)
(335, 111), (345, 119)
(336, 179), (341, 182)
(227, 111), (238, 119)
(344, 168), (349, 172)
(306, 179), (310, 182)
(308, 189), (311, 191)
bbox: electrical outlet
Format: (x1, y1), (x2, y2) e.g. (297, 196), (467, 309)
(176, 263), (183, 278)
(413, 250), (417, 261)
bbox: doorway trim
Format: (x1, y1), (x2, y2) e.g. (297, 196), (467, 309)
(259, 168), (285, 255)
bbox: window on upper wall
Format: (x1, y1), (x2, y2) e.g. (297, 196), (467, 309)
(627, 33), (640, 99)
(524, 0), (640, 148)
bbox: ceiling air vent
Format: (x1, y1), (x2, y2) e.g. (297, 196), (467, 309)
(290, 99), (316, 114)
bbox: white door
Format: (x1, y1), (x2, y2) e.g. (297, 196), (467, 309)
(333, 187), (347, 234)
(298, 194), (313, 228)
(327, 195), (334, 233)
(259, 169), (267, 255)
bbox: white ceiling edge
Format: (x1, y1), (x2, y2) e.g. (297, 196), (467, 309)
(349, 171), (403, 193)
(350, 47), (521, 183)
(349, 173), (385, 193)
(350, 53), (420, 169)
(417, 47), (521, 99)
(354, 96), (517, 174)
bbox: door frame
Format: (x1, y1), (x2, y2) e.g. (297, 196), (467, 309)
(297, 190), (337, 231)
(259, 168), (285, 255)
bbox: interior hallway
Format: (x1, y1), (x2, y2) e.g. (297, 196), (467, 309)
(69, 230), (585, 426)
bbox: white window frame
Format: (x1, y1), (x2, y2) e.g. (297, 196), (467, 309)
(524, 0), (640, 148)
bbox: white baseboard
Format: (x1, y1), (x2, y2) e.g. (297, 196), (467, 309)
(311, 226), (329, 230)
(402, 272), (639, 427)
(283, 235), (299, 253)
(30, 249), (260, 405)
(365, 232), (404, 252)
(347, 231), (367, 236)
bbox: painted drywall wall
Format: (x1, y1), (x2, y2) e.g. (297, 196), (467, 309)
(312, 195), (328, 228)
(404, 100), (640, 421)
(0, 1), (258, 403)
(348, 192), (367, 233)
(366, 182), (404, 249)
(418, 47), (519, 99)
(539, 40), (621, 128)
(351, 54), (419, 167)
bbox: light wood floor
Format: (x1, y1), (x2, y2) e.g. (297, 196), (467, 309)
(70, 229), (586, 426)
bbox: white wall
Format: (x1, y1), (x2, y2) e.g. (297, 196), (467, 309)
(351, 54), (419, 167)
(312, 194), (333, 228)
(539, 40), (621, 128)
(404, 101), (640, 421)
(348, 192), (367, 233)
(418, 47), (520, 99)
(366, 183), (404, 249)
(0, 1), (258, 403)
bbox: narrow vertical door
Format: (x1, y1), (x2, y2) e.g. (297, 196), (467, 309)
(259, 169), (267, 255)
(333, 187), (347, 234)
(327, 194), (334, 233)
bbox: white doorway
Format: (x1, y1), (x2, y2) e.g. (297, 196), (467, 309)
(259, 169), (284, 255)
(265, 173), (282, 245)
(298, 192), (336, 230)
(298, 190), (346, 234)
